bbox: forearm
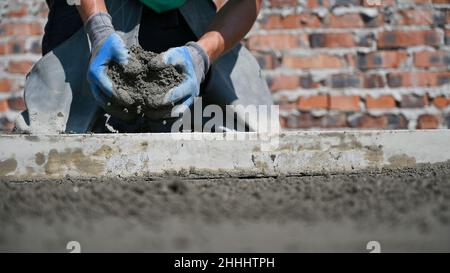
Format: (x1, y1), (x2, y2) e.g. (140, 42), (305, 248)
(75, 0), (114, 50)
(76, 0), (108, 23)
(197, 0), (262, 62)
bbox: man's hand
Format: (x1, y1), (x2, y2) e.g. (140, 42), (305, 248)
(85, 13), (128, 107)
(161, 42), (210, 115)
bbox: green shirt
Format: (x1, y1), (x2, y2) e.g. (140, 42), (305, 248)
(140, 0), (187, 13)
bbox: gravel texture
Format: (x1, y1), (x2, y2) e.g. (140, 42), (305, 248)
(1, 163), (449, 252)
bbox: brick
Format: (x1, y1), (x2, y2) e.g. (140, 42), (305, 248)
(0, 100), (8, 113)
(333, 0), (360, 7)
(432, 10), (448, 26)
(417, 114), (440, 129)
(400, 95), (428, 108)
(297, 95), (329, 110)
(247, 34), (308, 50)
(0, 39), (26, 55)
(431, 0), (449, 4)
(324, 13), (364, 28)
(299, 75), (322, 89)
(283, 54), (345, 69)
(284, 112), (348, 129)
(363, 74), (385, 88)
(433, 96), (449, 108)
(0, 22), (43, 36)
(253, 52), (279, 69)
(0, 79), (13, 93)
(6, 4), (28, 17)
(269, 0), (297, 7)
(309, 33), (355, 48)
(387, 71), (450, 87)
(345, 53), (357, 67)
(267, 75), (300, 91)
(396, 0), (429, 4)
(7, 97), (26, 111)
(414, 51), (450, 68)
(278, 97), (298, 110)
(358, 51), (408, 69)
(362, 0), (396, 7)
(386, 73), (404, 88)
(260, 13), (321, 29)
(278, 101), (298, 111)
(329, 74), (362, 88)
(284, 114), (305, 129)
(386, 114), (408, 129)
(7, 60), (34, 74)
(397, 9), (434, 25)
(306, 0), (330, 8)
(329, 96), (360, 112)
(356, 33), (376, 47)
(353, 114), (388, 129)
(322, 113), (348, 128)
(411, 0), (432, 3)
(283, 114), (317, 129)
(377, 30), (441, 49)
(366, 95), (397, 109)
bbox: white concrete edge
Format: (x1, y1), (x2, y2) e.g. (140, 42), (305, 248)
(1, 130), (450, 179)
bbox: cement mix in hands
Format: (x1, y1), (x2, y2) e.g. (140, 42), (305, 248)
(105, 45), (184, 120)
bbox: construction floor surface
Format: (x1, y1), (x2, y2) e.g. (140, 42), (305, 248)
(1, 162), (450, 252)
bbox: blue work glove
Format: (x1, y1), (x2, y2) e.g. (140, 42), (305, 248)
(85, 13), (128, 106)
(162, 42), (210, 116)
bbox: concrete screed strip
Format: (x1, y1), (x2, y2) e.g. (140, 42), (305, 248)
(1, 130), (450, 179)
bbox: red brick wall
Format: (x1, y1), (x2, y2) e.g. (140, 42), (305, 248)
(0, 0), (47, 133)
(0, 0), (449, 133)
(247, 0), (450, 130)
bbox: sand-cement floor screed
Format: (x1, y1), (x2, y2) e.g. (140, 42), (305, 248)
(1, 130), (450, 252)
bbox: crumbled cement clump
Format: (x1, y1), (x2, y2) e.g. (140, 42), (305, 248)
(105, 45), (184, 120)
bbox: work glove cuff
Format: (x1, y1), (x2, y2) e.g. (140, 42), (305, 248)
(85, 12), (115, 51)
(186, 41), (211, 84)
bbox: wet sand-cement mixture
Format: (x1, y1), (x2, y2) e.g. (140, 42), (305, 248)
(1, 163), (450, 252)
(105, 45), (184, 120)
